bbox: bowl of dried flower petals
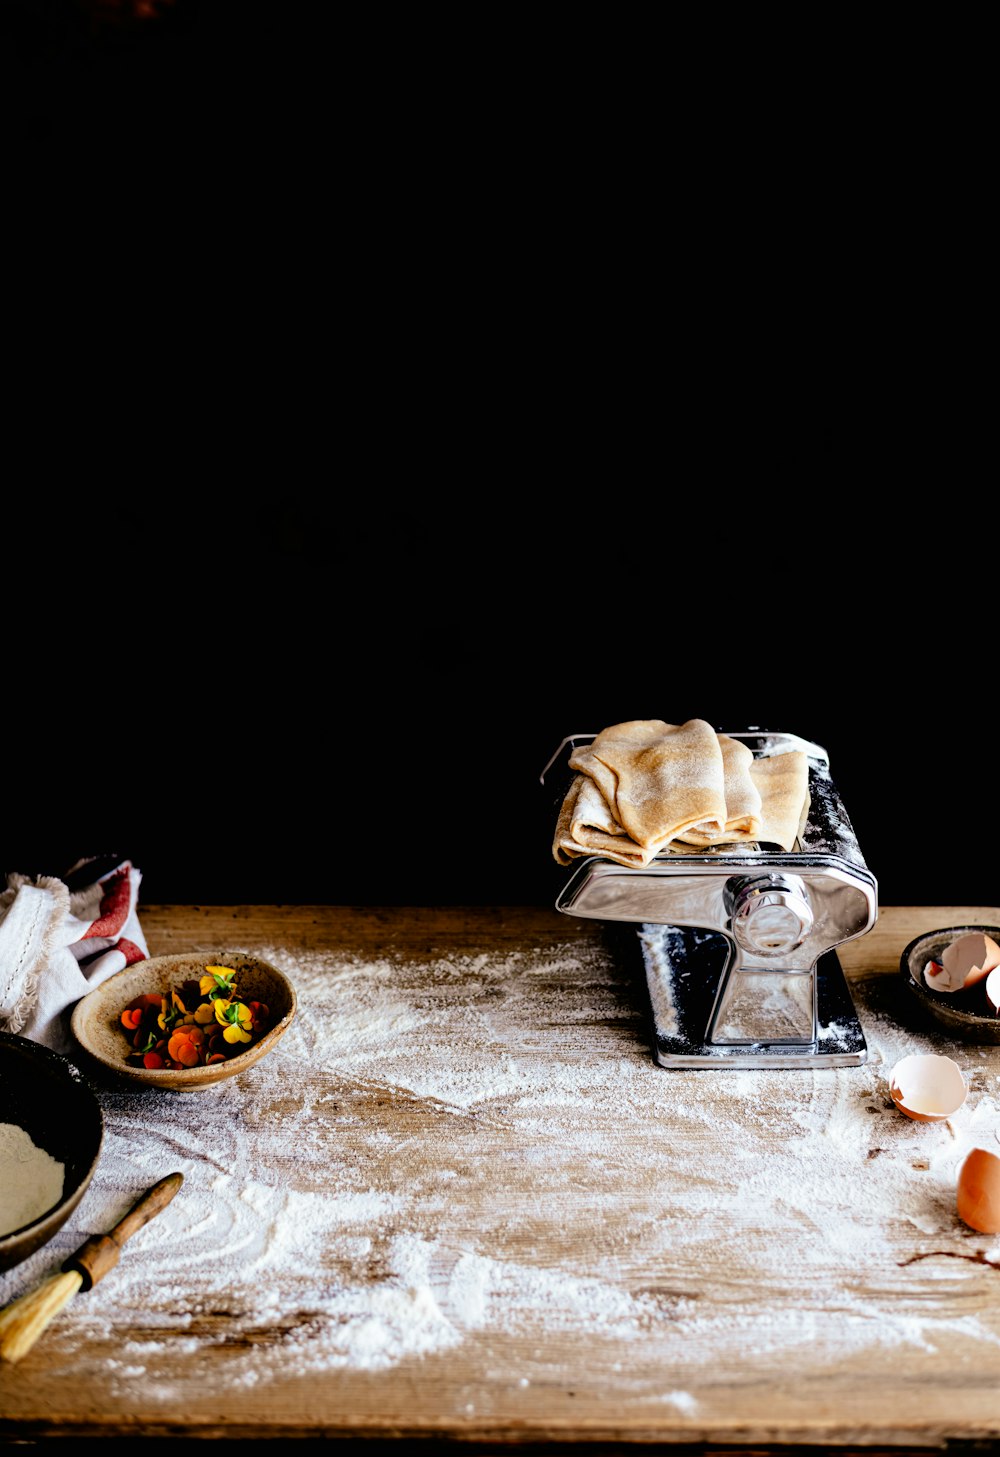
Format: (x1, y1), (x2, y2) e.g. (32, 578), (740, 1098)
(70, 951), (297, 1090)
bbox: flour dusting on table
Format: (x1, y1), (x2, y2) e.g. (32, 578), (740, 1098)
(3, 931), (1000, 1395)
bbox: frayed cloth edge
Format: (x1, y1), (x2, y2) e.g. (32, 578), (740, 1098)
(0, 874), (71, 1036)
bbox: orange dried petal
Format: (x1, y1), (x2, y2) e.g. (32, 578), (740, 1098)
(167, 1023), (206, 1064)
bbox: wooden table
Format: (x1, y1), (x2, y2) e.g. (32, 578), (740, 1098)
(3, 903), (1000, 1452)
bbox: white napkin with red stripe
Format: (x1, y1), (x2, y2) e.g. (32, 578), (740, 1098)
(0, 859), (147, 1053)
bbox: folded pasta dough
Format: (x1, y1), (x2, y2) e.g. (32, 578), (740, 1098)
(676, 733), (762, 846)
(567, 719), (727, 853)
(552, 774), (654, 868)
(750, 751), (809, 851)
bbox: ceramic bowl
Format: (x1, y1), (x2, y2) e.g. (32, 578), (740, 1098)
(900, 925), (1000, 1043)
(70, 951), (297, 1091)
(0, 1032), (104, 1272)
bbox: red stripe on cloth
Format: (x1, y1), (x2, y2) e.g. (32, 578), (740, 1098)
(118, 937), (147, 966)
(82, 864), (132, 940)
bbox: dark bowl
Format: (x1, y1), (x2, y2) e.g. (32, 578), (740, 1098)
(900, 925), (1000, 1043)
(0, 1032), (104, 1272)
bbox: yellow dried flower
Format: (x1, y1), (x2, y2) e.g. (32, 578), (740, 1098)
(214, 998), (253, 1044)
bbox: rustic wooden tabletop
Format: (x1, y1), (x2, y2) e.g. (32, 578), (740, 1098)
(2, 903), (1000, 1452)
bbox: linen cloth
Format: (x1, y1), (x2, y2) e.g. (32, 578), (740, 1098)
(0, 859), (147, 1052)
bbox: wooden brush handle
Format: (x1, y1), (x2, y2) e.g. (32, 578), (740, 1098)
(66, 1172), (184, 1291)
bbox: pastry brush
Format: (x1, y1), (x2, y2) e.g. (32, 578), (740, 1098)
(0, 1171), (183, 1363)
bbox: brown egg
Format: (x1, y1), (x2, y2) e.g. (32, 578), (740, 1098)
(889, 1053), (967, 1121)
(929, 932), (1000, 993)
(956, 1147), (1000, 1234)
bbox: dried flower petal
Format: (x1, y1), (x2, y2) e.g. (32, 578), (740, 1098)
(119, 965), (271, 1069)
(201, 966), (236, 1000)
(247, 1000), (271, 1034)
(167, 1025), (206, 1066)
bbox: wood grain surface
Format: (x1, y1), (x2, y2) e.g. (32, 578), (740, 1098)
(2, 903), (1000, 1451)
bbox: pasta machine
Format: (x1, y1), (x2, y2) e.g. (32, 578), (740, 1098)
(540, 729), (877, 1068)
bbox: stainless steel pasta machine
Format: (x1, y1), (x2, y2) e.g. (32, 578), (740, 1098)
(541, 729), (877, 1068)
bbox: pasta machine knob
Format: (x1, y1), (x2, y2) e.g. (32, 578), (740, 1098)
(726, 874), (814, 956)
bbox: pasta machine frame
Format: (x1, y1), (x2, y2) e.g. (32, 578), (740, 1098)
(541, 729), (877, 1068)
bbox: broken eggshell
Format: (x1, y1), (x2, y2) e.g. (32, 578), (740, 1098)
(956, 1147), (1000, 1234)
(985, 964), (1000, 1016)
(889, 1052), (967, 1122)
(924, 931), (1000, 994)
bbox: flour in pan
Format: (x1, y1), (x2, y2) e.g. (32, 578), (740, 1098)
(0, 1124), (64, 1237)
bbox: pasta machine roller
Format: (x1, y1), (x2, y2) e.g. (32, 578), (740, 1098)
(540, 729), (877, 1068)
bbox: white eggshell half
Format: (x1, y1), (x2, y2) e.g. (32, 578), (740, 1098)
(924, 959), (953, 992)
(985, 964), (1000, 1015)
(889, 1052), (967, 1121)
(939, 932), (1000, 991)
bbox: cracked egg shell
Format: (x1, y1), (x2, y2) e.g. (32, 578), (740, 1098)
(926, 932), (1000, 994)
(957, 1147), (1000, 1233)
(889, 1052), (967, 1122)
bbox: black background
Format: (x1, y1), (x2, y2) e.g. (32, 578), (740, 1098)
(4, 2), (994, 914)
(4, 494), (992, 914)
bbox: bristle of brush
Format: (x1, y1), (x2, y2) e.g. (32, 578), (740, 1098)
(0, 1269), (84, 1364)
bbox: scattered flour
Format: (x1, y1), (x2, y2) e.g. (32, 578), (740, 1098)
(661, 1390), (699, 1413)
(0, 1123), (65, 1237)
(3, 933), (1000, 1396)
